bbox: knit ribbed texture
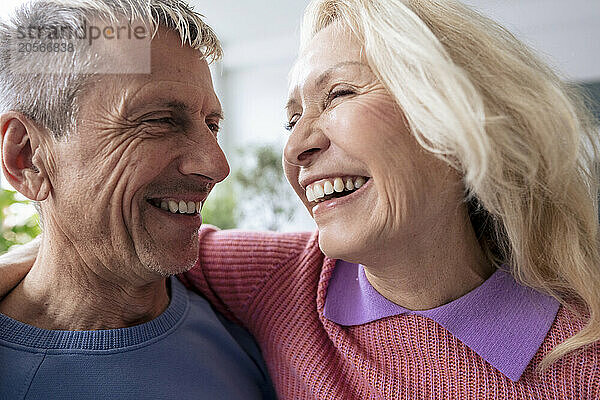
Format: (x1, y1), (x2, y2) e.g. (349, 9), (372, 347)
(180, 226), (600, 399)
(0, 278), (188, 350)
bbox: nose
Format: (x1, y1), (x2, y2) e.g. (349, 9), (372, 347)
(283, 120), (330, 167)
(178, 132), (230, 184)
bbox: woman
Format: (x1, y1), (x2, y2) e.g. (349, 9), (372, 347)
(2, 0), (599, 398)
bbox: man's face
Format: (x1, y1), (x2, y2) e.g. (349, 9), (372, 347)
(43, 29), (229, 278)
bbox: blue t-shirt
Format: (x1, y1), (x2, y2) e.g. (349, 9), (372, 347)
(0, 278), (276, 399)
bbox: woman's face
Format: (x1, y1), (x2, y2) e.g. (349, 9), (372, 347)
(283, 23), (465, 262)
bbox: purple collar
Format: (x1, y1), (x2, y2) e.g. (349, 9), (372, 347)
(323, 260), (560, 381)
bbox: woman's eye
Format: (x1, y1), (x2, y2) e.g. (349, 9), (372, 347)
(327, 88), (355, 104)
(285, 114), (301, 131)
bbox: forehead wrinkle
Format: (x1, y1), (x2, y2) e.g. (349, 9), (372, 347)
(142, 99), (189, 113)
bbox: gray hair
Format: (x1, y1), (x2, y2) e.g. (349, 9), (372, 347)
(0, 0), (222, 138)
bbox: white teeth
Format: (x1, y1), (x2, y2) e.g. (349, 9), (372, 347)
(187, 201), (195, 214)
(354, 177), (366, 189)
(151, 199), (202, 215)
(313, 184), (325, 199)
(160, 199), (202, 215)
(333, 177), (344, 192)
(345, 178), (354, 191)
(323, 180), (334, 195)
(305, 176), (369, 203)
(178, 200), (187, 214)
(306, 186), (315, 202)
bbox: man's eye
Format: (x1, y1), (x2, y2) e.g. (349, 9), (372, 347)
(284, 114), (300, 132)
(207, 122), (220, 133)
(144, 117), (175, 125)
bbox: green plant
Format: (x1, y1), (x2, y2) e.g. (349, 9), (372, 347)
(0, 189), (41, 253)
(232, 144), (297, 230)
(201, 144), (297, 231)
(201, 179), (238, 229)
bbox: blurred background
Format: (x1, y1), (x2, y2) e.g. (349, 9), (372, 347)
(1, 0), (599, 252)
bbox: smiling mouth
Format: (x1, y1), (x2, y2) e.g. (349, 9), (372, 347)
(306, 176), (370, 203)
(147, 198), (203, 215)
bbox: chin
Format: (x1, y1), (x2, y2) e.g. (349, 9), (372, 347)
(148, 259), (196, 277)
(317, 225), (367, 263)
(137, 240), (199, 277)
(141, 253), (197, 277)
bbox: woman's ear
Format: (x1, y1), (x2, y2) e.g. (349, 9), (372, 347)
(1, 112), (51, 201)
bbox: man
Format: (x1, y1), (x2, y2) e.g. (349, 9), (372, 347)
(0, 1), (274, 398)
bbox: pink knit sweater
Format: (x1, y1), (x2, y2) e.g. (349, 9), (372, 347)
(180, 226), (600, 399)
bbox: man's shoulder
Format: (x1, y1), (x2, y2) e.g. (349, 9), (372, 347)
(0, 280), (273, 400)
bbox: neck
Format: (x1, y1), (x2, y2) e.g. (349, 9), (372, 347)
(361, 207), (494, 311)
(0, 234), (170, 331)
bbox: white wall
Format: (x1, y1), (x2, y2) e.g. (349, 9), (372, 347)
(199, 1), (315, 230)
(465, 0), (600, 82)
(213, 61), (292, 161)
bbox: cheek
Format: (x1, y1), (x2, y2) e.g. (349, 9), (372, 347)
(283, 161), (305, 200)
(326, 100), (407, 161)
(59, 137), (164, 201)
(333, 105), (440, 219)
(283, 159), (296, 186)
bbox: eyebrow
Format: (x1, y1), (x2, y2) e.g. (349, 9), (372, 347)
(315, 61), (366, 88)
(285, 61), (367, 111)
(140, 99), (224, 120)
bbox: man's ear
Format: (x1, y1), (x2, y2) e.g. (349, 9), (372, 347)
(1, 112), (51, 201)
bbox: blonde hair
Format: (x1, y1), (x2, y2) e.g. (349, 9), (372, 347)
(301, 0), (600, 368)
